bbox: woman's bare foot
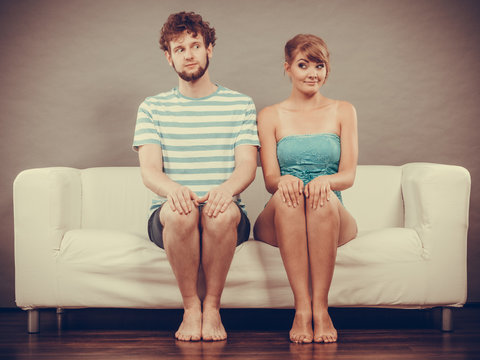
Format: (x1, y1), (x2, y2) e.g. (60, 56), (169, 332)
(289, 311), (313, 343)
(175, 307), (202, 341)
(202, 306), (227, 341)
(313, 308), (337, 343)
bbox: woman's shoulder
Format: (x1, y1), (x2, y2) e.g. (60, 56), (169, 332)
(329, 99), (356, 120)
(334, 100), (357, 128)
(258, 103), (282, 122)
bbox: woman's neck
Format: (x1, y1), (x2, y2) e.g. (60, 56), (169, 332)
(286, 89), (328, 111)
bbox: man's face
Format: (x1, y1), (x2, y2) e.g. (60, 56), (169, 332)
(165, 31), (212, 82)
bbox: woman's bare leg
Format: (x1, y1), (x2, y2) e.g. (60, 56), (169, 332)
(305, 194), (357, 343)
(254, 191), (313, 343)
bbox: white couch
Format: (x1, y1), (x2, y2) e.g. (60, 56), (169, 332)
(14, 163), (470, 333)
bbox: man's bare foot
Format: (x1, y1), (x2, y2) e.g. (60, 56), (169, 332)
(313, 309), (337, 343)
(289, 311), (313, 344)
(202, 306), (227, 341)
(175, 308), (202, 341)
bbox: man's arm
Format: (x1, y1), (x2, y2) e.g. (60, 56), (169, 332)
(198, 144), (258, 217)
(138, 143), (198, 215)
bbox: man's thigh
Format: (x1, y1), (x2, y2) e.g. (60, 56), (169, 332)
(148, 202), (199, 249)
(200, 202), (251, 246)
(147, 202), (250, 249)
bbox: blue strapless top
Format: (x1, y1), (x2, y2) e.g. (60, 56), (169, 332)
(276, 133), (342, 203)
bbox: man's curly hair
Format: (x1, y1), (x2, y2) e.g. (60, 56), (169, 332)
(159, 12), (216, 53)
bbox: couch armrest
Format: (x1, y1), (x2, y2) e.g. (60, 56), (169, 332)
(402, 162), (470, 305)
(14, 167), (82, 307)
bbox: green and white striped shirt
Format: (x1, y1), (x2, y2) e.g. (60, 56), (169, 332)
(133, 85), (260, 213)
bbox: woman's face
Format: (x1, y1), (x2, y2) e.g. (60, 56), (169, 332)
(285, 51), (327, 95)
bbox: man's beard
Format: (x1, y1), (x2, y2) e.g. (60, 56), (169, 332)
(174, 56), (209, 82)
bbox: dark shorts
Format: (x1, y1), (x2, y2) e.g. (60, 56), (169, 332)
(147, 202), (251, 249)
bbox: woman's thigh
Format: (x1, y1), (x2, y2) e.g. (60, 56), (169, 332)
(336, 197), (358, 247)
(253, 193), (280, 247)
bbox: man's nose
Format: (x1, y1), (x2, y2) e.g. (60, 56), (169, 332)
(184, 48), (193, 59)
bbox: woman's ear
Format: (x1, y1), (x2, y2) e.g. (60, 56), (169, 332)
(284, 61), (290, 76)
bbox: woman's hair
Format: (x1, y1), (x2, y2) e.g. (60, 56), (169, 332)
(159, 11), (216, 52)
(284, 34), (331, 80)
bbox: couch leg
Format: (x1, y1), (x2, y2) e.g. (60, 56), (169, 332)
(441, 307), (453, 332)
(27, 309), (40, 334)
(56, 308), (65, 330)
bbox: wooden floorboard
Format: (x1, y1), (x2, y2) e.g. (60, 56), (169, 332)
(1, 306), (479, 359)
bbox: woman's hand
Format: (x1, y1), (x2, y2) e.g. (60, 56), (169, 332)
(305, 176), (331, 209)
(278, 175), (304, 207)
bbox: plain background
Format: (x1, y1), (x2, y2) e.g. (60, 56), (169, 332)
(0, 0), (479, 307)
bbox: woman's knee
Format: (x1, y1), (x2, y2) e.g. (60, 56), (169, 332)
(272, 190), (306, 217)
(306, 195), (340, 223)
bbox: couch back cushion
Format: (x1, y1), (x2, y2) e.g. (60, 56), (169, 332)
(81, 167), (153, 237)
(342, 165), (404, 230)
(79, 165), (404, 236)
(243, 166), (404, 233)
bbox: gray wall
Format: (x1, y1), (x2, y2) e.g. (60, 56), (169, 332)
(1, 0), (479, 307)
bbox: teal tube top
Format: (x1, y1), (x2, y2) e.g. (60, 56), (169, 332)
(276, 133), (343, 204)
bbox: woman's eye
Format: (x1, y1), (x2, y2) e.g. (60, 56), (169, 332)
(316, 63), (325, 69)
(298, 63), (307, 69)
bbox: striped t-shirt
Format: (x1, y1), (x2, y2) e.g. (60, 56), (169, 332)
(133, 85), (260, 213)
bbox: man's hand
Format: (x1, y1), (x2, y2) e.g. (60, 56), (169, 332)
(166, 185), (199, 215)
(197, 185), (234, 217)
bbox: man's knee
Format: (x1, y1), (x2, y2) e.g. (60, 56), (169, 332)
(161, 203), (199, 231)
(201, 202), (240, 233)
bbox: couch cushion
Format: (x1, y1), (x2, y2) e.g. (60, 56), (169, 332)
(336, 227), (427, 265)
(56, 229), (181, 308)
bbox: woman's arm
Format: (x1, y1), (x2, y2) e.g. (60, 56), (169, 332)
(258, 106), (304, 206)
(328, 100), (358, 191)
(304, 101), (358, 208)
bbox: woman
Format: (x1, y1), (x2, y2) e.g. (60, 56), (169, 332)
(253, 34), (358, 344)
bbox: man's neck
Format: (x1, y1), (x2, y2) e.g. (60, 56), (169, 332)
(178, 71), (217, 99)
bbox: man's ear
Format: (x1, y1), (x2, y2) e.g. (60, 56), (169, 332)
(165, 50), (173, 67)
(207, 43), (213, 59)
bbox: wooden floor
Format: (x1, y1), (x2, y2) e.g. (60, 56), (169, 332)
(1, 306), (479, 359)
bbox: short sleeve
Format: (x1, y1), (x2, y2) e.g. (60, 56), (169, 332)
(132, 99), (162, 151)
(235, 98), (260, 148)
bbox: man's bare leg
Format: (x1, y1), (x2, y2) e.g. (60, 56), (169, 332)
(200, 203), (240, 341)
(161, 203), (202, 341)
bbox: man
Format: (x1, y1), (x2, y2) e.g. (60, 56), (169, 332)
(133, 11), (259, 341)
